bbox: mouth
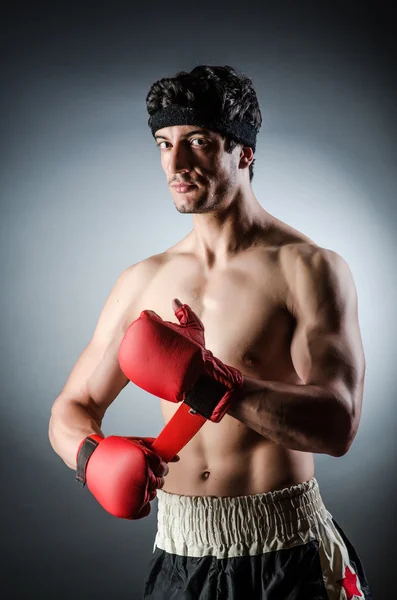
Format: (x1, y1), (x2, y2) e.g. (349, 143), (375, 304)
(172, 184), (197, 193)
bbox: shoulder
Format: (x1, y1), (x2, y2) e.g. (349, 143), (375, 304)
(122, 252), (168, 283)
(280, 243), (351, 278)
(280, 243), (357, 316)
(108, 253), (168, 308)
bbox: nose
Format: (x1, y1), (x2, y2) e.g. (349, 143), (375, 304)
(166, 143), (191, 176)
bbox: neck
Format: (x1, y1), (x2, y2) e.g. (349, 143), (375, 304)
(191, 187), (273, 269)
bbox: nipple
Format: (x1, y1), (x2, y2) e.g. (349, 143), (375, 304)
(243, 352), (258, 367)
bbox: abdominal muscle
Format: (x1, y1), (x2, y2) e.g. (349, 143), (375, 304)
(160, 400), (315, 497)
(133, 234), (317, 497)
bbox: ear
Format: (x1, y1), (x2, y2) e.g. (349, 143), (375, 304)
(239, 145), (254, 168)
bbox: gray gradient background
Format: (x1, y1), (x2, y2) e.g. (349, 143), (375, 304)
(1, 1), (396, 598)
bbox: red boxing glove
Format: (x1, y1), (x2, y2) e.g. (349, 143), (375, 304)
(118, 302), (244, 422)
(75, 435), (164, 519)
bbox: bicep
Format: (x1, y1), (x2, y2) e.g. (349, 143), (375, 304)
(291, 322), (364, 405)
(55, 338), (129, 422)
(289, 248), (366, 411)
(53, 267), (135, 421)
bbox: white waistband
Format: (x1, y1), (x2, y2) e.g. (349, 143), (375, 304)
(154, 477), (332, 558)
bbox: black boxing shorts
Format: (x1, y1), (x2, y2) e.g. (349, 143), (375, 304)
(142, 478), (371, 599)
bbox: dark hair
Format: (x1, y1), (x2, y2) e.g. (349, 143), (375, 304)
(146, 65), (262, 182)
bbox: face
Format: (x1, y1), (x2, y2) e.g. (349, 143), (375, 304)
(154, 125), (246, 214)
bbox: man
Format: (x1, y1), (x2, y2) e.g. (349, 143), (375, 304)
(49, 65), (371, 598)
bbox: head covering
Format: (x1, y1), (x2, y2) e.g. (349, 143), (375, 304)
(149, 105), (257, 152)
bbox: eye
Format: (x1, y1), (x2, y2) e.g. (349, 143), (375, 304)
(191, 138), (206, 146)
(156, 138), (207, 150)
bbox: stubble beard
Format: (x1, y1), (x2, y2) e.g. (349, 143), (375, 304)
(174, 178), (235, 215)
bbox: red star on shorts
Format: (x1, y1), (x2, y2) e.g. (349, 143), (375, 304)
(337, 565), (362, 599)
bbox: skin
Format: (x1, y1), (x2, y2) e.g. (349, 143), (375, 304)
(49, 124), (365, 497)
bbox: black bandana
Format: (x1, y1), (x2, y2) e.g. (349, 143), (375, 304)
(149, 105), (257, 152)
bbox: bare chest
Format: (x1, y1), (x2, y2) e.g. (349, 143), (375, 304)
(125, 250), (310, 492)
(128, 251), (300, 384)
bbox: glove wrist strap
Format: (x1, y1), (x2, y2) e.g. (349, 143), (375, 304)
(75, 435), (102, 486)
(184, 374), (228, 419)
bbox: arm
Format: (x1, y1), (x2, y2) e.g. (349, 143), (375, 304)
(49, 266), (135, 469)
(50, 258), (182, 520)
(227, 245), (366, 457)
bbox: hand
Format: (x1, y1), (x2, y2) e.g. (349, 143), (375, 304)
(118, 299), (244, 422)
(124, 436), (180, 486)
(75, 435), (179, 519)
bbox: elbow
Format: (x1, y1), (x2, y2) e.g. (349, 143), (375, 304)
(48, 411), (62, 456)
(330, 443), (350, 458)
(327, 396), (357, 457)
(330, 414), (357, 458)
(48, 411), (57, 448)
(334, 426), (357, 457)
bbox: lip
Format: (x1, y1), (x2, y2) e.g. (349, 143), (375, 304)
(171, 183), (197, 192)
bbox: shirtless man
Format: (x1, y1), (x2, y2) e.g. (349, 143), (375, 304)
(49, 65), (372, 598)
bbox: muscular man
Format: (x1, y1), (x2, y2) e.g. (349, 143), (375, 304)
(49, 65), (372, 598)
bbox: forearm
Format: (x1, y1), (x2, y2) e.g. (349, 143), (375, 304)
(227, 377), (351, 457)
(49, 399), (104, 470)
